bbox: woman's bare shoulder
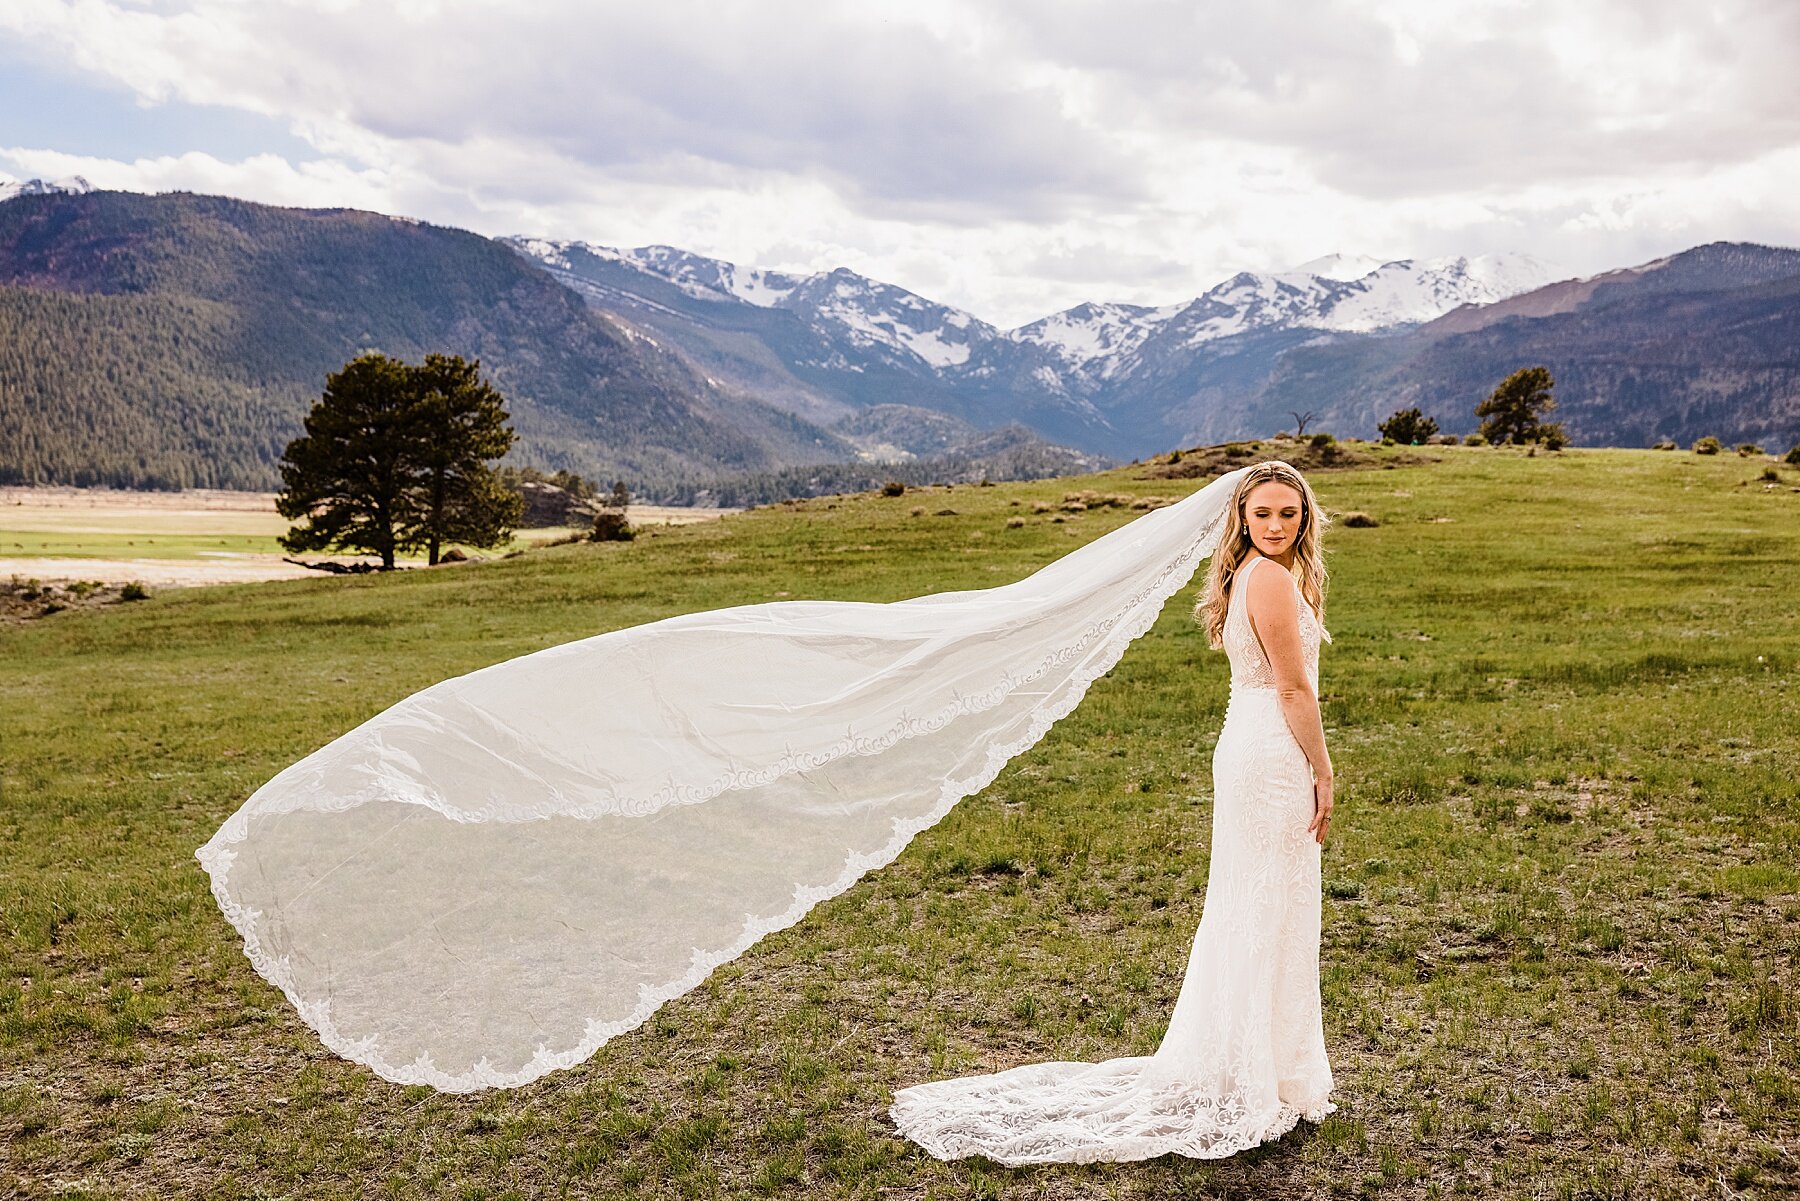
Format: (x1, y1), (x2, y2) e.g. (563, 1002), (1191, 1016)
(1243, 557), (1299, 600)
(1242, 557), (1301, 623)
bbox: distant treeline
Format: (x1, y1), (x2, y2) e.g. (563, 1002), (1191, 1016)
(653, 438), (1111, 507)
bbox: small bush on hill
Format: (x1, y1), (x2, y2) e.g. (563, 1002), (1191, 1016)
(1692, 436), (1722, 455)
(589, 511), (635, 542)
(1378, 407), (1439, 444)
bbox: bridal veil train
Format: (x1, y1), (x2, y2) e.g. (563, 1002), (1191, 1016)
(197, 460), (1328, 1134)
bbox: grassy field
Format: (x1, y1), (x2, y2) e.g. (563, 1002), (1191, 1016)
(3, 443), (1797, 1199)
(0, 489), (728, 559)
(0, 487), (734, 589)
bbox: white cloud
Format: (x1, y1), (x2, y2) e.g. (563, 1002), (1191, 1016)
(3, 0), (1799, 325)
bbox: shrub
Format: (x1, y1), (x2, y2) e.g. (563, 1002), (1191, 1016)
(881, 480), (906, 497)
(1692, 436), (1722, 455)
(1541, 426), (1568, 451)
(1308, 432), (1335, 449)
(1463, 433), (1487, 446)
(1341, 511), (1379, 528)
(1787, 443), (1800, 466)
(1428, 433), (1459, 445)
(589, 511), (635, 542)
(1736, 443), (1764, 457)
(1759, 467), (1780, 482)
(119, 581), (150, 601)
(1378, 407), (1439, 444)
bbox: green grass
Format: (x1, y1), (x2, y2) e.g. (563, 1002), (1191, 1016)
(3, 443), (1798, 1198)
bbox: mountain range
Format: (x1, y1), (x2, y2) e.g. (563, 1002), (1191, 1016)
(2, 177), (1796, 498)
(508, 236), (1559, 458)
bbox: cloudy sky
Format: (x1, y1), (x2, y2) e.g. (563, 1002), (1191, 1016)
(4, 0), (1797, 326)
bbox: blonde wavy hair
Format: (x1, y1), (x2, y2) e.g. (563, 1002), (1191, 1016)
(1194, 460), (1330, 648)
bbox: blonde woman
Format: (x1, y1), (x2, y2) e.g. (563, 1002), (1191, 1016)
(891, 460), (1337, 1163)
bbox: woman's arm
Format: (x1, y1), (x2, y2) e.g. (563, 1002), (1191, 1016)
(1245, 562), (1335, 843)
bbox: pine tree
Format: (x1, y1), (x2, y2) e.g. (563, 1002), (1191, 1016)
(408, 354), (523, 565)
(277, 353), (422, 570)
(276, 352), (522, 569)
(1476, 367), (1562, 445)
(1377, 407), (1439, 445)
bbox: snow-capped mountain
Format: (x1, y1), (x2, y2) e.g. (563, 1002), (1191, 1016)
(1285, 252), (1387, 281)
(515, 239), (1552, 378)
(1010, 301), (1187, 377)
(506, 235), (1565, 458)
(513, 238), (1008, 375)
(1146, 252), (1557, 351)
(0, 175), (95, 203)
(520, 240), (808, 308)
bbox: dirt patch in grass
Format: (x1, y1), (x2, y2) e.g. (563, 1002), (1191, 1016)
(1, 576), (155, 623)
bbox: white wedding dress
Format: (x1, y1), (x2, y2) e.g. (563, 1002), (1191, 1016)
(889, 552), (1335, 1163)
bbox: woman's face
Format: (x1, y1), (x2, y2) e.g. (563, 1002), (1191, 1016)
(1242, 480), (1305, 561)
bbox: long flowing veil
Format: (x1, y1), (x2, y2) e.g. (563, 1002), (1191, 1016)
(196, 464), (1252, 1092)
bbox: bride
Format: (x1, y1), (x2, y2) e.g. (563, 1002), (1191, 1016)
(195, 456), (1336, 1116)
(890, 459), (1337, 1163)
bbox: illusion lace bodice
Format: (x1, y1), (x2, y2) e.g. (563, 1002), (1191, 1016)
(1223, 554), (1326, 693)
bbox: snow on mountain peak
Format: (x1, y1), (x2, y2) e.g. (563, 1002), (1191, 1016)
(0, 175), (96, 203)
(1009, 300), (1186, 375)
(514, 237), (998, 372)
(1162, 250), (1559, 346)
(1320, 252), (1558, 331)
(1287, 252), (1387, 281)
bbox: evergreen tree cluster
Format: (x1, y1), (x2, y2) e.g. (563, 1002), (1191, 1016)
(1376, 407), (1440, 445)
(277, 353), (522, 568)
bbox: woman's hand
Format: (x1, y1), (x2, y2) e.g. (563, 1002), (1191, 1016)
(1308, 773), (1334, 845)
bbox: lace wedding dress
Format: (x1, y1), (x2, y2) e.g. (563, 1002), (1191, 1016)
(889, 552), (1335, 1163)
